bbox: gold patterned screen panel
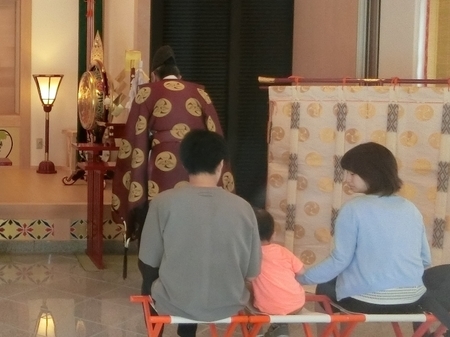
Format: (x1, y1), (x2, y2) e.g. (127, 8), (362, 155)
(266, 85), (450, 267)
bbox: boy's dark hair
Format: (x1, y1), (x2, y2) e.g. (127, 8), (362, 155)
(180, 129), (229, 175)
(340, 142), (402, 196)
(254, 208), (274, 241)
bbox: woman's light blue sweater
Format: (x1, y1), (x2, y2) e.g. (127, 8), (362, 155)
(298, 194), (431, 301)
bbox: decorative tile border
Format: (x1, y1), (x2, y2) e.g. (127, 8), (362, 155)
(0, 219), (54, 240)
(0, 218), (123, 241)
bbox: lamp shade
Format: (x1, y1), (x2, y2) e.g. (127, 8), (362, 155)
(33, 74), (64, 112)
(125, 50), (141, 71)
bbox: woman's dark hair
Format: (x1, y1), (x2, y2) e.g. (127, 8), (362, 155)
(180, 129), (229, 175)
(340, 142), (402, 196)
(254, 208), (274, 241)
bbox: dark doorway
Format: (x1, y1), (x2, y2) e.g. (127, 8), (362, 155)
(151, 0), (294, 207)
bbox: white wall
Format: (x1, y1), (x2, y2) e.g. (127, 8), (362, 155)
(103, 0), (150, 124)
(31, 1), (79, 167)
(104, 0), (137, 82)
(30, 0), (149, 168)
(378, 0), (424, 79)
(292, 1), (424, 80)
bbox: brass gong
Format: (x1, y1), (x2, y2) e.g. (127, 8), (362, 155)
(77, 32), (112, 143)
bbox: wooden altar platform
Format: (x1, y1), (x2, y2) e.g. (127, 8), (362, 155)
(0, 166), (126, 257)
(0, 166), (93, 218)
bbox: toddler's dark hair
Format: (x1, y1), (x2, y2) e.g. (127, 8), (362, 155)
(254, 207), (274, 242)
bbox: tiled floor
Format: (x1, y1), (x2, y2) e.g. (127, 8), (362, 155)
(0, 253), (433, 337)
(0, 253), (146, 337)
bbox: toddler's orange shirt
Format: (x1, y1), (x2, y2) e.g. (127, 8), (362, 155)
(252, 243), (305, 314)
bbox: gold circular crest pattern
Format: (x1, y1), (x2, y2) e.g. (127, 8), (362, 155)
(358, 103), (376, 119)
(155, 151), (177, 171)
(413, 158), (432, 175)
(294, 225), (305, 239)
(297, 176), (308, 190)
(111, 194), (120, 211)
(315, 227), (332, 243)
(206, 116), (216, 132)
(307, 103), (322, 118)
(274, 221), (283, 233)
(164, 81), (185, 91)
(122, 171), (131, 190)
(128, 182), (144, 202)
(269, 173), (284, 188)
(318, 177), (333, 193)
(279, 199), (288, 213)
(153, 98), (172, 117)
(402, 86), (419, 94)
(305, 152), (323, 167)
(399, 131), (418, 147)
(370, 130), (386, 144)
(152, 139), (160, 147)
(428, 132), (440, 149)
(271, 126), (285, 141)
(427, 186), (437, 202)
(321, 86), (336, 93)
(131, 148), (145, 168)
(300, 249), (316, 265)
(170, 123), (190, 139)
(304, 201), (320, 216)
(268, 151), (274, 163)
(281, 151), (290, 165)
(282, 103), (292, 117)
(398, 183), (417, 200)
(319, 128), (335, 143)
(415, 105), (434, 121)
(197, 88), (212, 104)
(222, 172), (235, 192)
(148, 180), (159, 200)
(135, 115), (147, 135)
(185, 98), (202, 117)
(345, 128), (361, 144)
(299, 86), (310, 93)
(299, 127), (310, 142)
(374, 86), (389, 94)
(118, 139), (132, 159)
(273, 86), (286, 93)
(135, 87), (151, 104)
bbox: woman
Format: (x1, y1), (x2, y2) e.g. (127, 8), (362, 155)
(298, 142), (431, 314)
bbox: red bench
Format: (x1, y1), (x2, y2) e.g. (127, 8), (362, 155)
(130, 294), (446, 337)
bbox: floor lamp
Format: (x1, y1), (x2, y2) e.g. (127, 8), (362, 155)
(33, 74), (63, 174)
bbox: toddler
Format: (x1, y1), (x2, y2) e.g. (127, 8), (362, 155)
(250, 208), (305, 337)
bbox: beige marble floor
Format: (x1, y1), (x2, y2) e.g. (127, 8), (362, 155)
(0, 253), (432, 337)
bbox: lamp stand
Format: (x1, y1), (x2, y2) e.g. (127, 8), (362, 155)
(37, 110), (57, 174)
